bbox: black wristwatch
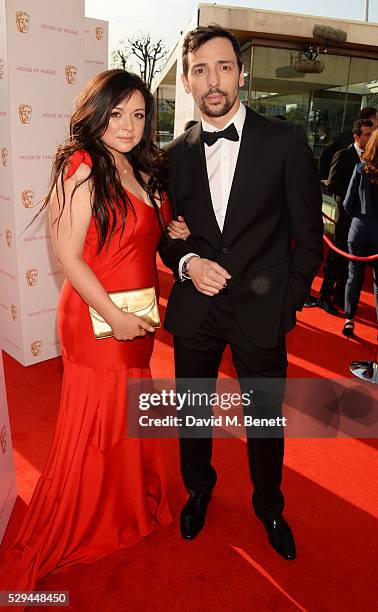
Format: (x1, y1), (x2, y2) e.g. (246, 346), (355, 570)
(181, 255), (199, 279)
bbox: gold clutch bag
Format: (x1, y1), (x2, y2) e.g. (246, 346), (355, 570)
(88, 287), (160, 339)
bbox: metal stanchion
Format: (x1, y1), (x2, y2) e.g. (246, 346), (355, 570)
(349, 336), (378, 384)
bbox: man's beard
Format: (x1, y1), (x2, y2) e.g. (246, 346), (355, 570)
(198, 87), (238, 118)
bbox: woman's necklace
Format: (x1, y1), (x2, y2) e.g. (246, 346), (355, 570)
(117, 164), (131, 177)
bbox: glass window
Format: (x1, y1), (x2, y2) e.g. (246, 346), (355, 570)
(249, 46), (378, 160)
(240, 44), (252, 106)
(348, 57), (378, 110)
(249, 46), (354, 160)
(156, 83), (175, 146)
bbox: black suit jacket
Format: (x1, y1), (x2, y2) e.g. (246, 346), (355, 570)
(159, 108), (323, 348)
(328, 144), (360, 201)
(318, 132), (353, 180)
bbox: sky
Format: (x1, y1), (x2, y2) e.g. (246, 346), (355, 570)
(85, 0), (378, 55)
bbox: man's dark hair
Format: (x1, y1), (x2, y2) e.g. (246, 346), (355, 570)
(184, 119), (198, 131)
(352, 118), (374, 136)
(182, 24), (242, 76)
(357, 106), (377, 120)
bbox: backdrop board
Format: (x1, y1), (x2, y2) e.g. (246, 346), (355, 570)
(0, 350), (17, 545)
(84, 17), (108, 83)
(0, 0), (20, 359)
(0, 0), (108, 548)
(0, 1), (108, 366)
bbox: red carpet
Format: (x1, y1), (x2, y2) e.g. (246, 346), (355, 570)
(1, 260), (377, 611)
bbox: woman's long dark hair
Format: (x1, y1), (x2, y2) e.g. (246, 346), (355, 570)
(42, 69), (168, 251)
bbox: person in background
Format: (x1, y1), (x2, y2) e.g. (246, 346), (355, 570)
(318, 106), (377, 181)
(319, 118), (375, 312)
(342, 128), (378, 336)
(305, 118), (375, 312)
(361, 106), (378, 125)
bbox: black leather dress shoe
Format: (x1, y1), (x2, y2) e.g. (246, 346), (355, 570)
(180, 491), (212, 540)
(319, 300), (339, 316)
(261, 517), (296, 560)
(303, 295), (320, 308)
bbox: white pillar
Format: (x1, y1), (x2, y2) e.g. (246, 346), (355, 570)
(173, 12), (199, 138)
(364, 0), (370, 22)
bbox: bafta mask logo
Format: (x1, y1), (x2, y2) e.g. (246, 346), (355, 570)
(5, 229), (12, 247)
(0, 425), (6, 455)
(31, 340), (42, 357)
(15, 11), (30, 33)
(18, 104), (32, 124)
(95, 26), (104, 40)
(0, 59), (4, 79)
(65, 64), (77, 85)
(26, 268), (38, 286)
(11, 304), (17, 321)
(1, 147), (8, 167)
(22, 189), (34, 208)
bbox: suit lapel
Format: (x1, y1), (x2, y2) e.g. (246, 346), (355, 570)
(348, 143), (360, 166)
(352, 145), (360, 164)
(185, 123), (222, 243)
(222, 108), (265, 239)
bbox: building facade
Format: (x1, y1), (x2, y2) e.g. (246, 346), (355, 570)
(155, 4), (378, 169)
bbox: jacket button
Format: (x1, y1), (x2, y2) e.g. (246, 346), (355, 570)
(222, 247), (231, 253)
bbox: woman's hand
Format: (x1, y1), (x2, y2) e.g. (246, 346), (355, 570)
(49, 163), (156, 341)
(108, 310), (155, 341)
(167, 215), (190, 240)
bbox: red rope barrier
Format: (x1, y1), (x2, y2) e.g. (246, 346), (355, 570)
(321, 211), (378, 261)
(322, 211), (336, 224)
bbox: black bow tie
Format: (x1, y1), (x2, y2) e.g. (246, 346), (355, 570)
(201, 123), (239, 146)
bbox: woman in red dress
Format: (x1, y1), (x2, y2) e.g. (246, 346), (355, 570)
(0, 69), (189, 598)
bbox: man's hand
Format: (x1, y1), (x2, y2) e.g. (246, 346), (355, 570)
(188, 257), (231, 296)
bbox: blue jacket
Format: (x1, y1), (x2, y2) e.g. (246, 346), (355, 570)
(343, 162), (378, 217)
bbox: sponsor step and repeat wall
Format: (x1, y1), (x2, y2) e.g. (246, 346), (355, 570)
(0, 350), (15, 544)
(0, 0), (107, 544)
(0, 0), (108, 367)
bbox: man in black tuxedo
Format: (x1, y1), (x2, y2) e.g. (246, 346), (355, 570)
(159, 25), (323, 560)
(318, 119), (375, 311)
(318, 106), (377, 181)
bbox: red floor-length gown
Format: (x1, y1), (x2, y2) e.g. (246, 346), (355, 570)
(0, 151), (172, 597)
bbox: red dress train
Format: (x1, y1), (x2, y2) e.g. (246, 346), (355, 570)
(0, 151), (172, 598)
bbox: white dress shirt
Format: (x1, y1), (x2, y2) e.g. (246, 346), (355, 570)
(354, 142), (364, 158)
(179, 101), (246, 278)
(202, 101), (246, 230)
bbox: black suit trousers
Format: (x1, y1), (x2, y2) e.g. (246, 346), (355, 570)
(174, 291), (288, 521)
(345, 216), (378, 319)
(320, 207), (351, 305)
